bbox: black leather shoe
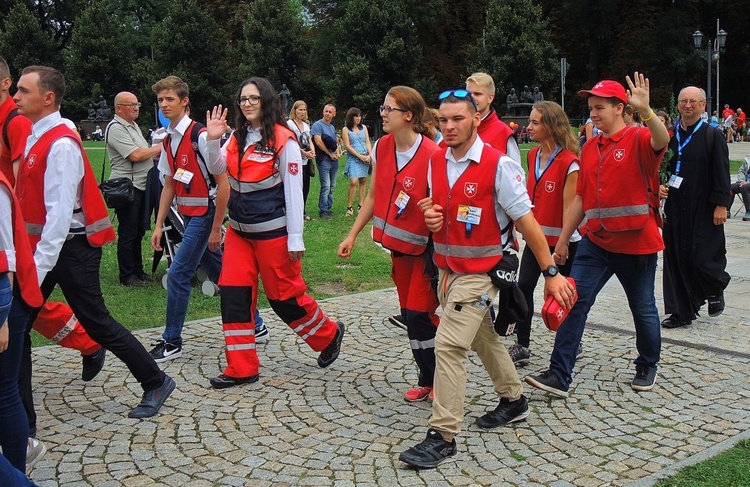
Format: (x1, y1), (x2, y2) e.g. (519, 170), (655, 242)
(708, 294), (725, 317)
(121, 276), (147, 287)
(318, 322), (345, 368)
(661, 315), (692, 329)
(137, 273), (155, 282)
(128, 375), (176, 418)
(209, 374), (259, 389)
(81, 348), (106, 381)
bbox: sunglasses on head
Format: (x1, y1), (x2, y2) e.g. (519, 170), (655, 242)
(438, 89), (478, 110)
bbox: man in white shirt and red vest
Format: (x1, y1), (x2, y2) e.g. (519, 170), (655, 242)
(525, 73), (670, 398)
(398, 89), (574, 469)
(14, 65), (175, 420)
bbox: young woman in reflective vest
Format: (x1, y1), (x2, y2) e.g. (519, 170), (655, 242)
(509, 101), (581, 366)
(205, 77), (344, 389)
(338, 86), (441, 402)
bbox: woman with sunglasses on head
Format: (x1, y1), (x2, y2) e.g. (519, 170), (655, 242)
(338, 86), (440, 402)
(204, 78), (345, 389)
(287, 101), (316, 220)
(507, 101), (581, 367)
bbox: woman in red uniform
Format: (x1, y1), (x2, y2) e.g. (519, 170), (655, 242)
(205, 78), (344, 389)
(338, 86), (440, 402)
(508, 101), (581, 366)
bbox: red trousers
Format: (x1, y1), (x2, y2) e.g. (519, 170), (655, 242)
(392, 252), (439, 387)
(33, 301), (101, 355)
(218, 228), (338, 378)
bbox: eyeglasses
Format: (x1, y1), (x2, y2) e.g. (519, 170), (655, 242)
(438, 89), (478, 110)
(379, 104), (408, 115)
(237, 95), (261, 106)
(678, 99), (704, 106)
(117, 102), (141, 108)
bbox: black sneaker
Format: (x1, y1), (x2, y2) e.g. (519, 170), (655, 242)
(81, 347), (106, 381)
(318, 322), (345, 367)
(388, 314), (408, 331)
(476, 395), (530, 429)
(399, 429), (457, 469)
(149, 340), (182, 363)
(661, 314), (692, 328)
(576, 341), (584, 360)
(708, 294), (725, 317)
(631, 364), (657, 391)
(507, 343), (531, 366)
(525, 369), (569, 398)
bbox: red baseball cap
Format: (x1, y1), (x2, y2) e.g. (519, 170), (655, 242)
(578, 80), (627, 105)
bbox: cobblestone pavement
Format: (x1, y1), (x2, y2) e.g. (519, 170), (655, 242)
(28, 217), (750, 486)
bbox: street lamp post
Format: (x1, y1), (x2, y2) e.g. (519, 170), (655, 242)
(693, 20), (727, 120)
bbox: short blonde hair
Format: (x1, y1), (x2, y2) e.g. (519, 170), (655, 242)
(466, 72), (495, 95)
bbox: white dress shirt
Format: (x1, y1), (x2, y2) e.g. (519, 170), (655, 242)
(157, 115), (217, 197)
(0, 185), (14, 272)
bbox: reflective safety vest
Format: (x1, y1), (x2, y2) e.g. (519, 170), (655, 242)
(581, 127), (659, 233)
(164, 121), (213, 217)
(478, 110), (515, 153)
(224, 124), (294, 240)
(372, 134), (437, 255)
(431, 145), (504, 273)
(0, 172), (42, 308)
(526, 147), (578, 246)
(17, 124), (115, 251)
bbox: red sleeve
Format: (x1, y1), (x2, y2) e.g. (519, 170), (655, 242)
(6, 114), (32, 163)
(636, 127), (665, 174)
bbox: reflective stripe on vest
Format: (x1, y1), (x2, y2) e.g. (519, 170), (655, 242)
(584, 204), (649, 220)
(372, 216), (429, 247)
(175, 196), (210, 207)
(228, 176), (280, 193)
(26, 222), (43, 236)
(539, 225), (563, 237)
(228, 216), (287, 234)
(433, 242), (503, 259)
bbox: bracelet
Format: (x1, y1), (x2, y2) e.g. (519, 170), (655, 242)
(641, 109), (654, 123)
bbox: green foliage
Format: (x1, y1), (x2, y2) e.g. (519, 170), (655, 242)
(655, 439), (750, 487)
(0, 3), (60, 78)
(468, 0), (558, 106)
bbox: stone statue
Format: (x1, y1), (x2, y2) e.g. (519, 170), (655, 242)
(506, 88), (518, 105)
(279, 84), (291, 114)
(94, 95), (112, 122)
(533, 86), (544, 102)
(87, 103), (96, 120)
(520, 85), (534, 104)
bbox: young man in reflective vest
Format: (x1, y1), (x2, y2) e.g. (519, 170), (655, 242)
(399, 90), (574, 469)
(14, 65), (175, 420)
(149, 76), (230, 363)
(525, 73), (670, 398)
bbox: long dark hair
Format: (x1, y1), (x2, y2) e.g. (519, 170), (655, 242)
(233, 77), (286, 150)
(345, 107), (362, 130)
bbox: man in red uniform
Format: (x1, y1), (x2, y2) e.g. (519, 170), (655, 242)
(722, 103), (734, 122)
(14, 65), (174, 420)
(465, 72), (521, 162)
(398, 89), (574, 468)
(525, 73), (670, 398)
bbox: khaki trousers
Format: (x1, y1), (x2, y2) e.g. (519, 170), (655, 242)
(428, 270), (523, 438)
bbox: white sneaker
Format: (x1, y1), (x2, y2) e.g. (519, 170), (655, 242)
(26, 437), (46, 473)
(255, 323), (270, 344)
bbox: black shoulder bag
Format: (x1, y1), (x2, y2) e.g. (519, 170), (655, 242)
(99, 120), (135, 209)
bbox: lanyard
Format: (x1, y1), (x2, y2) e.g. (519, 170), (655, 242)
(535, 145), (561, 180)
(674, 119), (703, 175)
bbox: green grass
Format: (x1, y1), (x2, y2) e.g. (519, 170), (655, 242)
(655, 439), (750, 487)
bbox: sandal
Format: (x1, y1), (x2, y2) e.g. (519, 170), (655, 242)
(346, 206), (354, 217)
(357, 204), (362, 213)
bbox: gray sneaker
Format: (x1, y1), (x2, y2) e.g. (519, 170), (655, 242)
(507, 343), (531, 366)
(26, 437), (46, 473)
(632, 364), (657, 391)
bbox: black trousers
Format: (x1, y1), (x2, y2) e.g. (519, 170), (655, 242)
(114, 188), (147, 282)
(19, 236), (164, 435)
(302, 161), (313, 213)
(516, 241), (578, 348)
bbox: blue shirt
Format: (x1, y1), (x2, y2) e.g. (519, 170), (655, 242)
(311, 119), (337, 163)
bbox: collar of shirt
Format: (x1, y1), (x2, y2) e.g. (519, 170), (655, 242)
(113, 114), (138, 129)
(597, 125), (630, 148)
(243, 127), (262, 150)
(31, 111), (63, 140)
(446, 134), (485, 165)
(167, 114), (192, 138)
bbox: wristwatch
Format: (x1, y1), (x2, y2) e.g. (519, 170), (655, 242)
(542, 265), (559, 277)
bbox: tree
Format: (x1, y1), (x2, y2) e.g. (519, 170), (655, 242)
(65, 0), (135, 119)
(237, 0), (310, 95)
(0, 2), (60, 79)
(467, 0), (558, 109)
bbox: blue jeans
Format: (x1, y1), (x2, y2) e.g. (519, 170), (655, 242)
(164, 205), (222, 347)
(0, 453), (38, 487)
(549, 237), (661, 389)
(0, 275), (31, 472)
(317, 157), (339, 213)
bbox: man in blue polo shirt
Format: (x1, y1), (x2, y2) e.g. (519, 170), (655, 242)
(311, 104), (341, 219)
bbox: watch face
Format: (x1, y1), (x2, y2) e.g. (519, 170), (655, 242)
(545, 265), (559, 277)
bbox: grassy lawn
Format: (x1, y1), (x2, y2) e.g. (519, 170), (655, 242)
(655, 439), (750, 487)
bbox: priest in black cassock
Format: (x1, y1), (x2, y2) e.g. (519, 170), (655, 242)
(661, 86), (731, 328)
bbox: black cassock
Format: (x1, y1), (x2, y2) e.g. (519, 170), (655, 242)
(663, 120), (731, 321)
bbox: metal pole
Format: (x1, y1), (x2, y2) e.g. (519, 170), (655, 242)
(715, 19), (720, 115)
(706, 42), (712, 120)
